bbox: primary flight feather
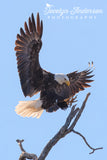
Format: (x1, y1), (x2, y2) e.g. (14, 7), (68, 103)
(15, 13), (94, 118)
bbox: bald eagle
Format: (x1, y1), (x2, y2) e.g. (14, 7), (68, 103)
(15, 13), (93, 118)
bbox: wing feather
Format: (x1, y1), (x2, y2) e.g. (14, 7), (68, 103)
(20, 28), (26, 37)
(31, 13), (36, 32)
(15, 13), (43, 97)
(17, 34), (27, 43)
(67, 69), (94, 96)
(24, 22), (30, 35)
(15, 40), (25, 46)
(28, 17), (33, 33)
(37, 13), (43, 38)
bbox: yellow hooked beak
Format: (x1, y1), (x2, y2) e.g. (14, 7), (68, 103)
(65, 80), (70, 86)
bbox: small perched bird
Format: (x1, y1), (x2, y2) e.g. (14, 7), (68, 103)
(15, 13), (94, 118)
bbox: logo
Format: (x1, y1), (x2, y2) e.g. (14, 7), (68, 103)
(44, 3), (103, 20)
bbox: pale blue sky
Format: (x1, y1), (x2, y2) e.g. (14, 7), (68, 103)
(0, 0), (107, 159)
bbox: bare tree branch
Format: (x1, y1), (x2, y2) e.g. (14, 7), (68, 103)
(66, 92), (91, 134)
(16, 139), (38, 160)
(16, 139), (25, 152)
(72, 130), (103, 154)
(16, 93), (103, 160)
(38, 105), (79, 160)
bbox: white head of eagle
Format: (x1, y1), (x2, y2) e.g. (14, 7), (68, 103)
(54, 74), (70, 86)
(15, 13), (94, 118)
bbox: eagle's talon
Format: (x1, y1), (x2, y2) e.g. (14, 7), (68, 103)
(66, 95), (77, 107)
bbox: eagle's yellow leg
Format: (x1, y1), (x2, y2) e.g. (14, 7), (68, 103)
(64, 96), (77, 106)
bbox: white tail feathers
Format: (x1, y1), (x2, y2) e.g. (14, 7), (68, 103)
(15, 98), (44, 118)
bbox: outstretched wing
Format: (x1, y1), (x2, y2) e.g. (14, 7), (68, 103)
(15, 13), (44, 97)
(67, 69), (94, 96)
